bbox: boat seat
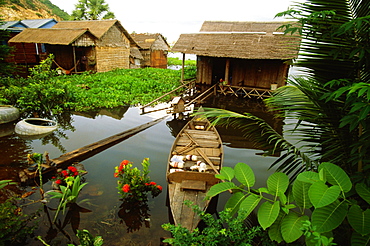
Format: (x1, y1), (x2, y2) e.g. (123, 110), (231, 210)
(181, 180), (206, 192)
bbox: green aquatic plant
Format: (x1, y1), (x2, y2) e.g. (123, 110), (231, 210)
(47, 175), (88, 222)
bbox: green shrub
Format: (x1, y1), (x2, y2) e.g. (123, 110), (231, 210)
(162, 202), (266, 246)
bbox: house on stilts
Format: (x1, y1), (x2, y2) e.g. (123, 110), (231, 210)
(172, 21), (301, 99)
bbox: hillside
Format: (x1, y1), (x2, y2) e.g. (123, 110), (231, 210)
(0, 0), (70, 21)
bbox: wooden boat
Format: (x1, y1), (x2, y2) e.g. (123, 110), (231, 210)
(167, 112), (223, 231)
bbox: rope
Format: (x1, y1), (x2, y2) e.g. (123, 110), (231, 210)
(52, 59), (80, 75)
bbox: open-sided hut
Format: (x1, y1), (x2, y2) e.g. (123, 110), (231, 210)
(131, 33), (170, 69)
(9, 28), (97, 74)
(52, 20), (141, 72)
(172, 21), (301, 91)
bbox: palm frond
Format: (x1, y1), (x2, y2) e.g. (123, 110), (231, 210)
(195, 108), (318, 177)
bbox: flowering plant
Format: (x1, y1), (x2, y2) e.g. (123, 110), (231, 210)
(114, 158), (162, 201)
(51, 166), (86, 186)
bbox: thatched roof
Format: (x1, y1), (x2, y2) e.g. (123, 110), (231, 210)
(200, 21), (287, 33)
(131, 33), (169, 50)
(172, 21), (300, 60)
(130, 47), (144, 59)
(52, 20), (139, 47)
(172, 32), (300, 60)
(8, 28), (96, 45)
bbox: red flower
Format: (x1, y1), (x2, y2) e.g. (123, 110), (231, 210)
(55, 179), (62, 185)
(114, 172), (119, 178)
(157, 185), (162, 191)
(122, 184), (130, 193)
(120, 160), (129, 166)
(68, 166), (77, 173)
(52, 176), (56, 179)
(150, 181), (156, 186)
(61, 170), (68, 177)
(145, 183), (150, 186)
(74, 171), (79, 176)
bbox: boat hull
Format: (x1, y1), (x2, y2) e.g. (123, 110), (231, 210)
(15, 118), (57, 136)
(0, 105), (19, 124)
(166, 114), (223, 231)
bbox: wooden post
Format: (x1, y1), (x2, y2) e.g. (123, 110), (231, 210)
(181, 53), (185, 83)
(73, 46), (77, 73)
(224, 59), (230, 85)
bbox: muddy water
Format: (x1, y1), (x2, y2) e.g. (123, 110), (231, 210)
(0, 98), (280, 245)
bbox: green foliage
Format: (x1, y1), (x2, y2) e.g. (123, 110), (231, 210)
(47, 175), (88, 222)
(0, 199), (37, 246)
(71, 0), (115, 20)
(39, 0), (70, 20)
(207, 162), (370, 244)
(168, 56), (197, 66)
(0, 66), (184, 114)
(162, 203), (265, 246)
(67, 229), (103, 246)
(0, 179), (17, 189)
(114, 158), (162, 201)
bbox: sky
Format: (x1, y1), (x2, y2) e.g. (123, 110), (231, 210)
(50, 0), (300, 44)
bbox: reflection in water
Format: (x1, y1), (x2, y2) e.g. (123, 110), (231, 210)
(118, 199), (151, 233)
(0, 99), (283, 245)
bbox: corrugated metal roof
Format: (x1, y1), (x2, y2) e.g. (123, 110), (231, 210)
(172, 32), (300, 60)
(8, 28), (96, 45)
(21, 18), (57, 28)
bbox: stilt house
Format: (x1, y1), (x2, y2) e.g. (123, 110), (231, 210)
(131, 33), (170, 69)
(172, 21), (301, 95)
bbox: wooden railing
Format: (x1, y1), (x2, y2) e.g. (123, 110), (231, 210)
(217, 85), (273, 99)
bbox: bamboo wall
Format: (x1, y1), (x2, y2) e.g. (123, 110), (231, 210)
(95, 46), (130, 72)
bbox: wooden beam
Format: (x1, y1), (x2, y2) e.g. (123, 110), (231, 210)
(20, 116), (168, 183)
(224, 59), (230, 84)
(181, 53), (185, 83)
(140, 81), (192, 110)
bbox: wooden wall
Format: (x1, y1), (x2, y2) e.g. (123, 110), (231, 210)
(196, 56), (290, 89)
(150, 50), (167, 69)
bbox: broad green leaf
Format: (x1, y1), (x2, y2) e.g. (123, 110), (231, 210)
(297, 171), (320, 184)
(267, 172), (289, 198)
(312, 200), (348, 233)
(207, 182), (237, 198)
(216, 166), (235, 181)
(351, 231), (370, 246)
(281, 212), (308, 243)
(292, 179), (312, 209)
(268, 211), (285, 243)
(258, 187), (270, 194)
(257, 201), (280, 230)
(234, 162), (255, 188)
(308, 181), (341, 208)
(356, 183), (370, 205)
(238, 194), (262, 220)
(319, 162), (352, 193)
(347, 205), (370, 236)
(225, 192), (246, 215)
